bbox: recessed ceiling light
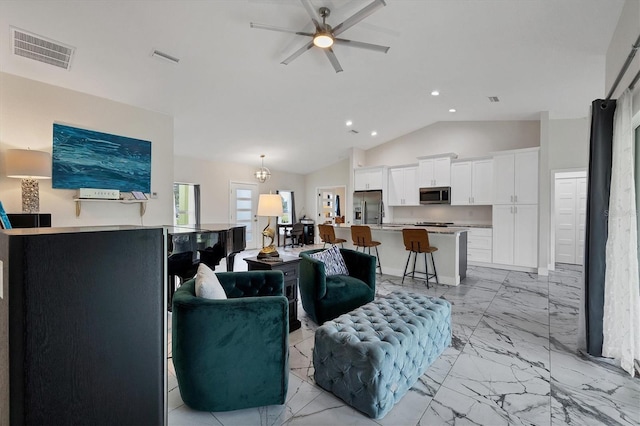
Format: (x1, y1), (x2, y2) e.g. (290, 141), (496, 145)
(371, 131), (378, 136)
(346, 120), (353, 126)
(431, 90), (440, 96)
(449, 108), (456, 113)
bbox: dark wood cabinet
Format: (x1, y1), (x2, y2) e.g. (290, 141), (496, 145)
(0, 226), (166, 425)
(6, 213), (51, 228)
(244, 255), (301, 332)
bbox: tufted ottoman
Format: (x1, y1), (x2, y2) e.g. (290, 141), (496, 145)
(313, 290), (451, 419)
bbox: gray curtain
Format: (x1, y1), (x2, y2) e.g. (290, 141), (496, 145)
(582, 99), (616, 356)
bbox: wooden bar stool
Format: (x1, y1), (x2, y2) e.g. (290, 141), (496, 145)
(350, 225), (382, 274)
(318, 224), (347, 248)
(401, 228), (438, 287)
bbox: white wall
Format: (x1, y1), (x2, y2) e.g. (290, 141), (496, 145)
(174, 155), (307, 227)
(549, 118), (590, 171)
(0, 72), (174, 227)
(365, 120), (540, 167)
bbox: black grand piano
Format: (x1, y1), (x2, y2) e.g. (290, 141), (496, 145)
(166, 223), (246, 309)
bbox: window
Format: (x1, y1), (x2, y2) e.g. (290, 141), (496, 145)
(277, 190), (295, 224)
(174, 183), (200, 226)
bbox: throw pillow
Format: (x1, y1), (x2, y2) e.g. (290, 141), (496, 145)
(309, 245), (349, 276)
(195, 263), (227, 299)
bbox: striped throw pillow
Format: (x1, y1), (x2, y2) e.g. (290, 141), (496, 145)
(309, 245), (349, 276)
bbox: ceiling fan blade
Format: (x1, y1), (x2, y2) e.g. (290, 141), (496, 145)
(332, 0), (386, 37)
(281, 40), (314, 65)
(250, 22), (314, 37)
(334, 38), (390, 53)
(324, 48), (343, 73)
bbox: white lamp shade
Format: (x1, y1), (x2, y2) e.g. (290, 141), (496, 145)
(5, 149), (52, 179)
(257, 194), (283, 217)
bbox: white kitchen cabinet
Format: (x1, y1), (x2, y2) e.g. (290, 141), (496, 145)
(450, 159), (493, 205)
(354, 167), (385, 191)
(467, 228), (493, 263)
(418, 156), (453, 188)
(492, 204), (538, 267)
(493, 149), (539, 205)
(388, 166), (419, 206)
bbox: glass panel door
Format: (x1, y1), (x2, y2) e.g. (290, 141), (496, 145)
(230, 182), (258, 249)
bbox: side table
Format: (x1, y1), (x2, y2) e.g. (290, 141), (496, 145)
(244, 255), (301, 332)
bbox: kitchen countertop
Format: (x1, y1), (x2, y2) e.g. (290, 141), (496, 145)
(334, 223), (471, 235)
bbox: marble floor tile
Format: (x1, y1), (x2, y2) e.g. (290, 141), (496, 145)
(420, 385), (537, 426)
(284, 392), (379, 425)
(289, 335), (315, 383)
(458, 274), (504, 291)
(440, 352), (551, 425)
(550, 349), (640, 408)
(212, 404), (287, 426)
(466, 265), (510, 283)
(169, 406), (223, 426)
(551, 381), (640, 426)
(467, 319), (551, 378)
(416, 346), (462, 398)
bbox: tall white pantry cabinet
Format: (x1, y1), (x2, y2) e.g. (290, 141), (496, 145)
(492, 148), (539, 268)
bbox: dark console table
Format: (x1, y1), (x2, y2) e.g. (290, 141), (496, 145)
(7, 213), (51, 228)
(244, 255), (301, 332)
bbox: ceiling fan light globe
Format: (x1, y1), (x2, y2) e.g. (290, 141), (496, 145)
(313, 33), (334, 48)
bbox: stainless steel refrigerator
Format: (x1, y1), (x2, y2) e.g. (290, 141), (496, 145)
(353, 190), (383, 225)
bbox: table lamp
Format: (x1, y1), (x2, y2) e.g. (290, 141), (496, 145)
(5, 149), (52, 213)
(257, 193), (283, 259)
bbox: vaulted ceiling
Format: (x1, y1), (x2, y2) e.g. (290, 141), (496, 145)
(0, 0), (625, 174)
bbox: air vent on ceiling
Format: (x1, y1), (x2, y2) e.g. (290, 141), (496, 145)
(488, 96), (500, 103)
(11, 27), (75, 70)
(348, 129), (359, 134)
(151, 49), (180, 64)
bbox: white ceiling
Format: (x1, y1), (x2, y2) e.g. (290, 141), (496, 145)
(0, 0), (625, 174)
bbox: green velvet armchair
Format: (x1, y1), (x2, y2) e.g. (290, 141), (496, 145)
(299, 248), (376, 324)
(171, 271), (289, 412)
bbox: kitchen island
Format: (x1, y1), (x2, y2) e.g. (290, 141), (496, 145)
(333, 224), (468, 286)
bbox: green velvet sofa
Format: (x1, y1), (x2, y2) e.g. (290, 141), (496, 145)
(172, 271), (289, 412)
(299, 248), (376, 324)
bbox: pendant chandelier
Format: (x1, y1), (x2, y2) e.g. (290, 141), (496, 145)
(254, 154), (271, 183)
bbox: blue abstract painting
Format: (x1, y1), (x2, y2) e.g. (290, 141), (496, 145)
(52, 124), (151, 193)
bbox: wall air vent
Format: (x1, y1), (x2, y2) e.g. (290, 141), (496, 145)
(12, 27), (75, 70)
(151, 49), (180, 64)
(488, 96), (500, 103)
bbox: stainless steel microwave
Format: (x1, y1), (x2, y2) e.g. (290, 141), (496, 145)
(419, 187), (451, 204)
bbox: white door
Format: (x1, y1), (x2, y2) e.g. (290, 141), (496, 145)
(229, 182), (258, 250)
(492, 205), (515, 264)
(514, 204), (538, 267)
(555, 178), (578, 264)
(576, 177), (587, 264)
(554, 175), (587, 265)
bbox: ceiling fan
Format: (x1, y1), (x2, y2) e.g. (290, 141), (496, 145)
(250, 0), (390, 73)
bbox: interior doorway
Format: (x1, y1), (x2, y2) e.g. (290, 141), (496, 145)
(553, 170), (587, 266)
(316, 186), (347, 224)
(229, 181), (259, 250)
